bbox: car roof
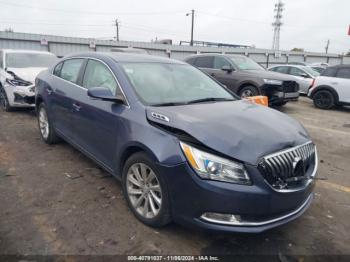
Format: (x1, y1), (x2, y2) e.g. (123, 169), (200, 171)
(326, 64), (350, 69)
(0, 49), (55, 55)
(65, 52), (185, 64)
(185, 53), (246, 60)
(270, 64), (306, 68)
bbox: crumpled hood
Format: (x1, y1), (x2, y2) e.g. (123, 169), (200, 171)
(243, 69), (297, 81)
(6, 67), (48, 83)
(146, 100), (310, 165)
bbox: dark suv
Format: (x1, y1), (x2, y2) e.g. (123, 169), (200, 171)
(185, 54), (299, 106)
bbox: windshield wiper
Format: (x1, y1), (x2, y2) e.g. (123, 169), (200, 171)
(152, 102), (188, 107)
(186, 97), (235, 104)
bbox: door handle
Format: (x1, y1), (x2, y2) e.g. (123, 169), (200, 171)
(72, 103), (81, 112)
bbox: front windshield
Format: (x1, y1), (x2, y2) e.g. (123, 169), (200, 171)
(6, 53), (58, 68)
(121, 63), (236, 106)
(229, 56), (265, 71)
(302, 66), (320, 77)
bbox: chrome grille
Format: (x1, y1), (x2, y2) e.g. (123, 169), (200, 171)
(258, 142), (316, 190)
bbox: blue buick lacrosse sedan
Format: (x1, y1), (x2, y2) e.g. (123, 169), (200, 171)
(35, 53), (317, 233)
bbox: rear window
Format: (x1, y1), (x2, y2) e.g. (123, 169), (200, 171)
(185, 57), (196, 65)
(321, 67), (337, 77)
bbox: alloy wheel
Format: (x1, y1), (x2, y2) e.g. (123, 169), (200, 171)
(241, 90), (253, 98)
(126, 163), (162, 219)
(314, 91), (333, 109)
(38, 107), (50, 139)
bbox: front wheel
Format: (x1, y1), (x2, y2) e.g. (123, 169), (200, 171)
(0, 87), (12, 112)
(238, 86), (259, 98)
(313, 90), (335, 109)
(37, 103), (60, 144)
(122, 152), (172, 227)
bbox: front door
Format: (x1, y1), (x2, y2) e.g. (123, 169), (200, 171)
(70, 59), (126, 170)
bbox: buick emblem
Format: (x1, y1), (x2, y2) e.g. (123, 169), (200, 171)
(293, 157), (305, 177)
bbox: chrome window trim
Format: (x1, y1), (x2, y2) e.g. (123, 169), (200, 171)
(50, 56), (130, 108)
(200, 194), (313, 227)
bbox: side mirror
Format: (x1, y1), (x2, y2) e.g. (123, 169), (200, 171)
(221, 65), (233, 73)
(87, 87), (124, 103)
(300, 73), (309, 78)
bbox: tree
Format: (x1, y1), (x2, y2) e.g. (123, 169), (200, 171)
(291, 48), (305, 52)
(346, 50), (350, 56)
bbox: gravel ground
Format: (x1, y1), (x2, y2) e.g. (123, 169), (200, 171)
(0, 97), (349, 260)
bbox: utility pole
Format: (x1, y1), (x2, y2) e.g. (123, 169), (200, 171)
(186, 10), (195, 46)
(325, 39), (330, 54)
(272, 0), (284, 51)
(115, 19), (120, 41)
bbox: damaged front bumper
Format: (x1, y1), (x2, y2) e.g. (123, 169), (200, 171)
(4, 83), (35, 107)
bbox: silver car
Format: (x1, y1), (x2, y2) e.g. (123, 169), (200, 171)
(268, 65), (320, 94)
(0, 49), (57, 111)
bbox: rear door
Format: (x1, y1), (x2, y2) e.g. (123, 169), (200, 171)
(334, 67), (350, 103)
(71, 58), (125, 170)
(50, 58), (86, 139)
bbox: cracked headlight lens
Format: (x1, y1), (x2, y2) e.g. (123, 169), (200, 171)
(180, 142), (251, 185)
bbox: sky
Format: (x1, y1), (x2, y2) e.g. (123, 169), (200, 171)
(0, 0), (349, 54)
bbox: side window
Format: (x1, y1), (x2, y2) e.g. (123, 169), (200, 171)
(336, 68), (350, 79)
(274, 66), (289, 74)
(214, 57), (231, 70)
(194, 56), (214, 68)
(83, 59), (119, 95)
(60, 59), (84, 84)
(321, 68), (336, 77)
(53, 62), (63, 76)
(186, 57), (196, 65)
(289, 67), (305, 76)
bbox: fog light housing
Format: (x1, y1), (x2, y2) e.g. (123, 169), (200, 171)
(201, 212), (242, 225)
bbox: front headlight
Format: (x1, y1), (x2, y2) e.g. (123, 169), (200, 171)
(6, 78), (32, 87)
(180, 142), (251, 185)
(263, 79), (283, 85)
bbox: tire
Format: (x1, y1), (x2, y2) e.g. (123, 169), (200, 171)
(313, 90), (335, 109)
(273, 101), (287, 107)
(238, 85), (259, 98)
(122, 152), (172, 227)
(0, 86), (13, 112)
(37, 103), (60, 144)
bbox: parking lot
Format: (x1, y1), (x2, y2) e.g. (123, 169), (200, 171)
(0, 97), (349, 259)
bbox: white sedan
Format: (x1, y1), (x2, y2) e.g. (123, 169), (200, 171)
(268, 65), (320, 94)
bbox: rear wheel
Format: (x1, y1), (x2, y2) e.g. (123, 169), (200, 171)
(0, 87), (12, 112)
(122, 152), (172, 227)
(239, 85), (259, 98)
(313, 90), (335, 109)
(37, 103), (60, 144)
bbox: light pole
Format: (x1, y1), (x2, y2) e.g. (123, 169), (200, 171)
(186, 10), (195, 46)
